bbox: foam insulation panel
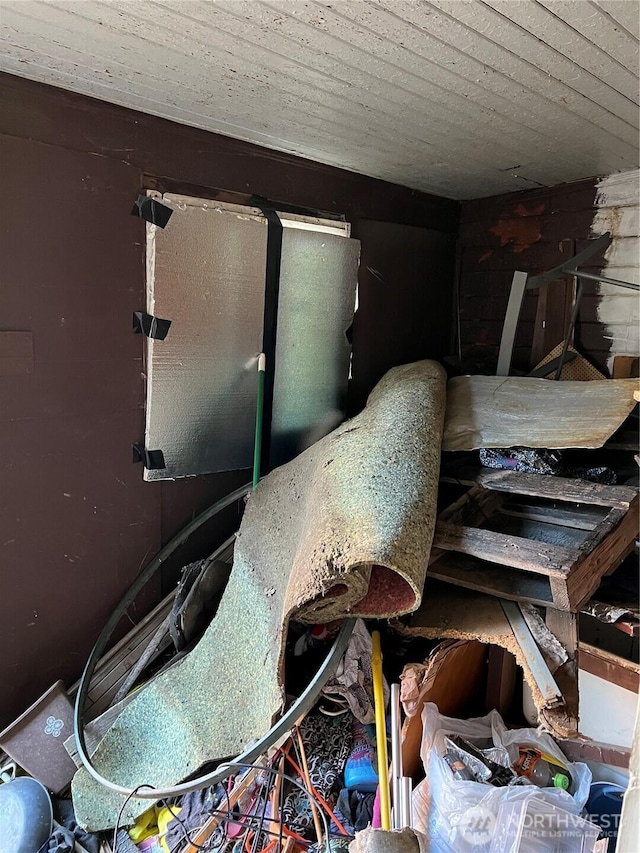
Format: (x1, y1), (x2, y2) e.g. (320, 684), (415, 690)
(443, 375), (640, 451)
(143, 195), (358, 478)
(591, 169), (640, 367)
(72, 360), (446, 829)
(144, 194), (267, 479)
(270, 222), (359, 467)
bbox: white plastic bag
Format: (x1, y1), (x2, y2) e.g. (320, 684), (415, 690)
(412, 704), (592, 853)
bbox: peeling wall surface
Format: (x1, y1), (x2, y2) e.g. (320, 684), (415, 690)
(0, 73), (457, 728)
(591, 169), (640, 366)
(457, 177), (629, 373)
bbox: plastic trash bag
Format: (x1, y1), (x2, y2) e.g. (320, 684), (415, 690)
(412, 704), (592, 853)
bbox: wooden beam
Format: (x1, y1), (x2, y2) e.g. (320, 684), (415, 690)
(579, 642), (640, 694)
(545, 610), (579, 733)
(433, 523), (578, 577)
(568, 493), (639, 610)
(499, 501), (604, 531)
(443, 469), (636, 510)
(428, 552), (555, 608)
(558, 738), (631, 769)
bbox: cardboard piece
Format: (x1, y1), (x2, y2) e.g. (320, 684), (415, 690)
(399, 640), (488, 781)
(0, 681), (77, 794)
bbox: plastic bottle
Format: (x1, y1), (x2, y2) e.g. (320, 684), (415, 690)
(344, 720), (379, 791)
(513, 746), (572, 791)
(443, 750), (476, 781)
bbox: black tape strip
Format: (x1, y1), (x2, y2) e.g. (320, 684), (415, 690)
(131, 194), (173, 228)
(345, 323), (354, 345)
(255, 202), (284, 474)
(133, 311), (172, 341)
(247, 194), (343, 223)
(132, 443), (166, 470)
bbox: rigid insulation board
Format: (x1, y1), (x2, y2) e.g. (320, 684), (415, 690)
(271, 222), (360, 467)
(144, 194), (267, 479)
(144, 196), (358, 479)
(443, 375), (640, 451)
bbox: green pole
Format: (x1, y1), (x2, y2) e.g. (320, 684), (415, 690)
(252, 353), (266, 489)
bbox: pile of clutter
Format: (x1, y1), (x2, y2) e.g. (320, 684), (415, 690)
(0, 620), (626, 853)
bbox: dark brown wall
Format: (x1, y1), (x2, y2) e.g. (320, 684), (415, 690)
(350, 220), (456, 413)
(458, 179), (612, 373)
(0, 73), (458, 728)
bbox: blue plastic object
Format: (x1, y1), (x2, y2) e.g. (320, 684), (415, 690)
(586, 781), (625, 852)
(344, 721), (379, 792)
(0, 776), (53, 853)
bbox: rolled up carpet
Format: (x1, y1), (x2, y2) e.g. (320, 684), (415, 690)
(72, 360), (447, 830)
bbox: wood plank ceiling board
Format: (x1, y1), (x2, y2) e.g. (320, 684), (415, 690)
(592, 0), (640, 40)
(472, 1), (639, 110)
(0, 0), (638, 200)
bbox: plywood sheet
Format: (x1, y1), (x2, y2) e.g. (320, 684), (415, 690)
(443, 375), (639, 451)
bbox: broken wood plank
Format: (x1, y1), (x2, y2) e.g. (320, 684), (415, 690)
(544, 610), (579, 732)
(443, 375), (639, 451)
(546, 609), (578, 659)
(433, 524), (578, 578)
(548, 578), (571, 611)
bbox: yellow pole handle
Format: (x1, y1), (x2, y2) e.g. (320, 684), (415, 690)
(371, 630), (391, 830)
